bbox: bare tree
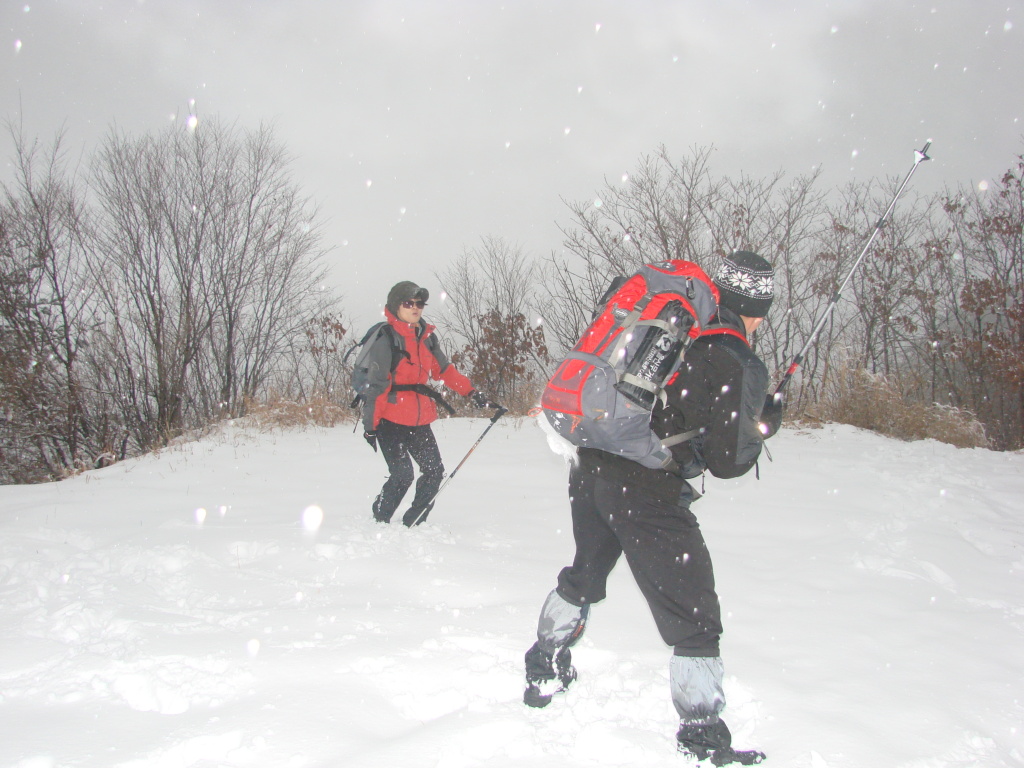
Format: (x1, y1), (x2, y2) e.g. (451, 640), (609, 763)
(557, 146), (724, 273)
(751, 170), (831, 390)
(89, 117), (337, 446)
(539, 146), (726, 356)
(0, 124), (103, 481)
(90, 127), (207, 443)
(545, 146), (835, 412)
(197, 123), (335, 415)
(435, 237), (548, 410)
(921, 159), (1024, 449)
(537, 142), (1024, 447)
(0, 116), (344, 482)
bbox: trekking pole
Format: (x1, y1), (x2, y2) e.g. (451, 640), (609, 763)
(772, 141), (932, 402)
(409, 406), (508, 526)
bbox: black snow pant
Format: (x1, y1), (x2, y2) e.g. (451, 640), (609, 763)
(372, 419), (445, 526)
(555, 452), (723, 656)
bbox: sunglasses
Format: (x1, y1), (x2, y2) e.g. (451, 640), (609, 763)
(401, 300), (427, 309)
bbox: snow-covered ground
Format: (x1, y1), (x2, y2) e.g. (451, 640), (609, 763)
(1, 417), (1022, 768)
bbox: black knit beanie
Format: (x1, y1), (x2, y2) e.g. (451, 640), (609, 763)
(712, 251), (775, 318)
(386, 281), (429, 316)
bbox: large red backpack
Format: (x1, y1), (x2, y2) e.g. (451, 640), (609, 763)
(540, 260), (719, 469)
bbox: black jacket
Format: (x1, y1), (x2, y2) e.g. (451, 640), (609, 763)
(580, 307), (769, 493)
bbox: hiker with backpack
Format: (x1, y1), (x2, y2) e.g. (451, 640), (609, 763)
(352, 280), (500, 527)
(526, 252), (780, 765)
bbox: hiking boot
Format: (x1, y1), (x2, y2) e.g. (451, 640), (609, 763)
(676, 721), (765, 765)
(523, 642), (576, 708)
(372, 496), (392, 523)
(402, 500), (434, 527)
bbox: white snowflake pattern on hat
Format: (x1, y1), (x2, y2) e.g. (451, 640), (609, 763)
(753, 275), (774, 296)
(716, 263), (773, 298)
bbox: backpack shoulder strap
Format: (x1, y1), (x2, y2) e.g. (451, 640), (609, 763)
(380, 324), (410, 372)
(360, 321), (387, 345)
(700, 323), (750, 347)
(344, 321), (389, 364)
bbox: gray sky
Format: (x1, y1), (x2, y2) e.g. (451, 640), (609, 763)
(4, 1), (1021, 327)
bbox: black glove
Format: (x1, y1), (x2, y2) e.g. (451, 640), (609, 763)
(469, 390), (500, 409)
(758, 392), (785, 440)
(363, 430), (378, 452)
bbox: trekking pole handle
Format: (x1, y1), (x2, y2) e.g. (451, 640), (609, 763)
(915, 141), (932, 164)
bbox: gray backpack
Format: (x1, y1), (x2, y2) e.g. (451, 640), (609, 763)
(539, 260), (719, 470)
(347, 321), (453, 415)
(347, 322), (400, 408)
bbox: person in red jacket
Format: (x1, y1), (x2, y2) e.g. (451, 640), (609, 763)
(358, 281), (496, 526)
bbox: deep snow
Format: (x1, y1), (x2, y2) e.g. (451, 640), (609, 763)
(1, 417), (1022, 767)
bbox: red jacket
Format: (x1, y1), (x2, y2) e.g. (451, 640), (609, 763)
(370, 308), (474, 428)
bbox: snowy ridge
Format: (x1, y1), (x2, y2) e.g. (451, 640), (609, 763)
(1, 418), (1022, 767)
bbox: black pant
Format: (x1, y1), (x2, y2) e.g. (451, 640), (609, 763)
(373, 420), (445, 526)
(555, 452), (722, 656)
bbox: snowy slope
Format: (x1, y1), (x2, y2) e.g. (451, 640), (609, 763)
(1, 418), (1022, 768)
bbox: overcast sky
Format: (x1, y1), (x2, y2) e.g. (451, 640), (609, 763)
(4, 1), (1021, 326)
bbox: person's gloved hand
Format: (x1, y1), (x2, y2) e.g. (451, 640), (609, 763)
(363, 430), (378, 452)
(758, 392), (785, 440)
(469, 389), (500, 409)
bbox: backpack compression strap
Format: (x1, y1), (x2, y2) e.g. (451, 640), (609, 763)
(661, 426), (705, 449)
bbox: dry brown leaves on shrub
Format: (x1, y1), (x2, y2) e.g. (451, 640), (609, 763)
(810, 367), (989, 449)
(245, 394), (353, 430)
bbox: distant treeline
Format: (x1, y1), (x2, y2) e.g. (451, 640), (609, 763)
(435, 145), (1019, 453)
(2, 122), (1020, 483)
